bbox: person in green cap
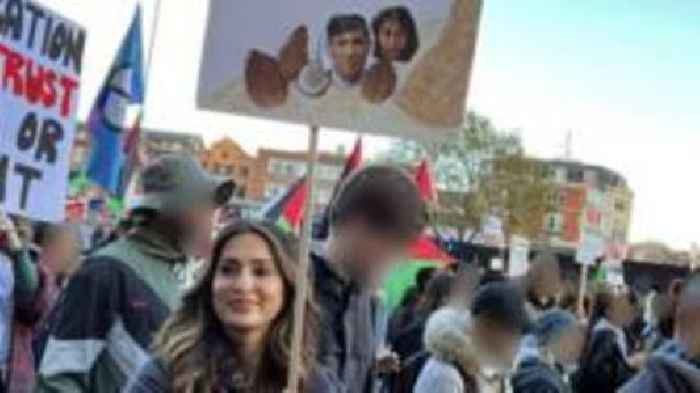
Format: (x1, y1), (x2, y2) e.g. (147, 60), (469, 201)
(35, 154), (234, 393)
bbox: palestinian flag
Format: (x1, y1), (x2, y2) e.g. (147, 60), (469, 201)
(415, 159), (437, 203)
(314, 137), (363, 240)
(262, 176), (308, 233)
(384, 160), (454, 309)
(384, 236), (454, 309)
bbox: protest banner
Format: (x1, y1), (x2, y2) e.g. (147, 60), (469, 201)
(197, 0), (482, 138)
(0, 0), (85, 222)
(508, 235), (530, 277)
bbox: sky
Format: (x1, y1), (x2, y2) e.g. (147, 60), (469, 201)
(38, 0), (700, 250)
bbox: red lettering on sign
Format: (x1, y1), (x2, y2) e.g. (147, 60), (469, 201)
(0, 43), (80, 118)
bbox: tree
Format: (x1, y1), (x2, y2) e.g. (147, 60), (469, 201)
(381, 111), (554, 243)
(474, 153), (556, 243)
(380, 111), (521, 193)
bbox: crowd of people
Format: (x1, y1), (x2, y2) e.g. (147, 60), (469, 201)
(1, 154), (699, 393)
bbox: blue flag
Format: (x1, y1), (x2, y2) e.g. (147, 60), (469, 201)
(86, 6), (145, 196)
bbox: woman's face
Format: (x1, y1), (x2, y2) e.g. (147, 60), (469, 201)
(212, 233), (286, 336)
(378, 19), (407, 61)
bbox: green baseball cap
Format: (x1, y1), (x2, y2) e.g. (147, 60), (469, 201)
(126, 155), (235, 213)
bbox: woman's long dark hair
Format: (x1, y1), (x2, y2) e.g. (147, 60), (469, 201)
(152, 220), (318, 393)
(372, 6), (420, 62)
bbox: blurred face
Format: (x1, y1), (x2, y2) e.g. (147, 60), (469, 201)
(531, 264), (562, 300)
(378, 19), (408, 61)
(46, 229), (80, 276)
(609, 294), (636, 327)
(212, 233), (285, 336)
(551, 324), (586, 366)
(181, 204), (216, 258)
(675, 294), (700, 359)
(471, 317), (521, 373)
(331, 219), (410, 289)
(329, 30), (369, 83)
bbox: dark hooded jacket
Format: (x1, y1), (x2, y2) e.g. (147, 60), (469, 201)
(619, 353), (700, 393)
(512, 356), (569, 393)
(574, 321), (634, 393)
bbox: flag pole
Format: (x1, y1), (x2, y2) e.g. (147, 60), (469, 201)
(286, 125), (320, 393)
(141, 0), (163, 126)
(577, 263), (589, 319)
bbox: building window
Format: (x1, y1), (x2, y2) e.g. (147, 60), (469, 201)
(264, 184), (286, 200)
(240, 166), (249, 177)
(615, 201), (626, 212)
(269, 159), (305, 178)
(584, 170), (597, 186)
(554, 167), (567, 183)
(545, 213), (564, 234)
(567, 168), (584, 183)
(316, 188), (333, 204)
(319, 165), (342, 181)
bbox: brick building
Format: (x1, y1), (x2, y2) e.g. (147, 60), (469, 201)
(200, 137), (255, 199)
(247, 148), (345, 213)
(543, 160), (634, 252)
(142, 130), (205, 159)
(198, 138), (346, 212)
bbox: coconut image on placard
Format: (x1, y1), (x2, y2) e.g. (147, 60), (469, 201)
(197, 0), (482, 138)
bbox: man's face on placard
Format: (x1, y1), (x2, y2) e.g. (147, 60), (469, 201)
(329, 30), (370, 84)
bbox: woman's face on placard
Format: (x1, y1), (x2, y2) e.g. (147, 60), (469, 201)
(377, 19), (408, 61)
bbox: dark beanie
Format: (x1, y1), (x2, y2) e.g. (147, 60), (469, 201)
(534, 310), (577, 346)
(471, 281), (530, 333)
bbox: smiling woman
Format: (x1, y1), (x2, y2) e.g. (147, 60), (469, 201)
(124, 220), (326, 393)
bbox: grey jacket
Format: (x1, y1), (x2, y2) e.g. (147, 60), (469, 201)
(312, 254), (380, 393)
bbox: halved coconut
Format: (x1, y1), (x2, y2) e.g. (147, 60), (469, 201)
(245, 50), (288, 108)
(278, 25), (309, 82)
(361, 61), (397, 104)
(296, 62), (332, 98)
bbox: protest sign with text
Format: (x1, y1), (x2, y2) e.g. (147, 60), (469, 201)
(0, 0), (85, 221)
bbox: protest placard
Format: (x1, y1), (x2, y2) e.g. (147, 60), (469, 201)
(577, 229), (604, 266)
(197, 0), (482, 138)
(0, 0), (85, 222)
(508, 235), (530, 277)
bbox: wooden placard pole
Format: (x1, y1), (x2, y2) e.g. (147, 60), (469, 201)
(577, 262), (589, 320)
(286, 125), (320, 393)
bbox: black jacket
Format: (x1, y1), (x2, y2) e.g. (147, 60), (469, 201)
(512, 357), (568, 393)
(575, 329), (634, 393)
(312, 254), (379, 393)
